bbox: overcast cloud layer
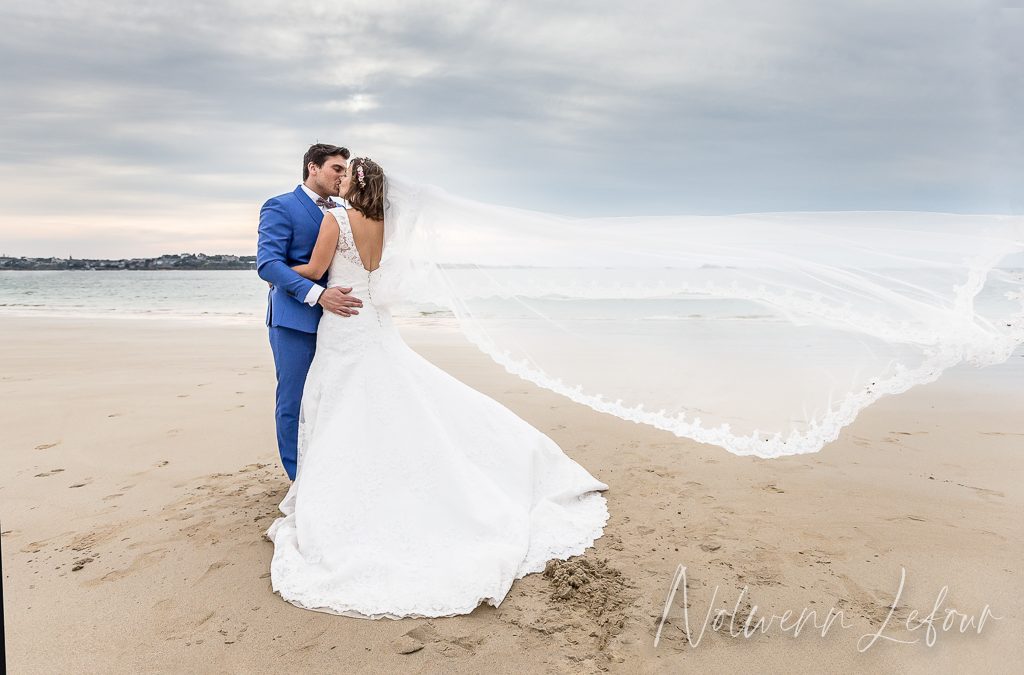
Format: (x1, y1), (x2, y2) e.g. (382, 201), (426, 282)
(1, 0), (1020, 257)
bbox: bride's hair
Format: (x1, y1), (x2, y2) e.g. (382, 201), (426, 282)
(345, 157), (385, 220)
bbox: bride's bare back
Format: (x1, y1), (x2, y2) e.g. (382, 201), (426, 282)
(291, 207), (383, 281)
(345, 208), (384, 273)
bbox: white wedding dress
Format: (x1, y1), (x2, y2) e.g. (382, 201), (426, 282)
(265, 208), (610, 619)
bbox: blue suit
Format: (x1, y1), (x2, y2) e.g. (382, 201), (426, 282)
(257, 185), (329, 480)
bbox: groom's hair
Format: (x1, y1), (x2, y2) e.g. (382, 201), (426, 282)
(303, 143), (351, 180)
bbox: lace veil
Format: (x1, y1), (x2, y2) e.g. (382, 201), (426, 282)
(376, 174), (1024, 458)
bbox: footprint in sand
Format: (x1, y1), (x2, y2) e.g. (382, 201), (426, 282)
(107, 413), (121, 418)
(35, 442), (60, 450)
(218, 622), (249, 646)
(71, 556), (95, 572)
(177, 394), (190, 398)
(151, 598), (173, 612)
(737, 566), (783, 587)
(393, 622), (442, 655)
(198, 560), (231, 582)
(956, 483), (1005, 498)
(885, 514), (926, 523)
(67, 526), (121, 553)
(436, 635), (484, 658)
(88, 547), (170, 584)
(21, 538), (52, 553)
(760, 483), (785, 494)
(34, 468), (65, 478)
(392, 636), (425, 655)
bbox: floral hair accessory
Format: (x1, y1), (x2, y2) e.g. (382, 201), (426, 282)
(355, 162), (366, 189)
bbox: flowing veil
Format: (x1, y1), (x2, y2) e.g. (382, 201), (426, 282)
(375, 174), (1024, 458)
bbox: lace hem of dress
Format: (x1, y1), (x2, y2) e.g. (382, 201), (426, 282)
(266, 491), (609, 620)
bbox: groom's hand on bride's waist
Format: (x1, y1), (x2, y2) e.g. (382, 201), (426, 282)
(318, 287), (363, 317)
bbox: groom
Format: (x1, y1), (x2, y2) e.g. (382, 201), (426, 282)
(257, 143), (363, 480)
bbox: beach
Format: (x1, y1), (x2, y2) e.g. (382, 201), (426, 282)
(2, 315), (1022, 673)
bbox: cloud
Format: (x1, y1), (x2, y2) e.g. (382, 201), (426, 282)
(0, 0), (1019, 256)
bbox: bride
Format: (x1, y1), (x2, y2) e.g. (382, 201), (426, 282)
(265, 157), (610, 619)
(265, 154), (1022, 618)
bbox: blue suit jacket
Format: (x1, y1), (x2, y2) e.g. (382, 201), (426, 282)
(256, 186), (328, 334)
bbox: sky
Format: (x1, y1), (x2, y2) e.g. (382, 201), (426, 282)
(0, 0), (1021, 258)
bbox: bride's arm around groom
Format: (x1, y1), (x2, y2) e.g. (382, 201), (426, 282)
(256, 189), (360, 323)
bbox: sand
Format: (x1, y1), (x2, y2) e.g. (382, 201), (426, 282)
(1, 316), (1021, 673)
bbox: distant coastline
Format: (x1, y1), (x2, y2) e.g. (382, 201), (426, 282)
(0, 254), (256, 271)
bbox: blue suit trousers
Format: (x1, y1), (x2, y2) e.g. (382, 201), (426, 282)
(268, 325), (318, 481)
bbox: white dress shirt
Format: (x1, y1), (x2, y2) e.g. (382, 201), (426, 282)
(298, 185), (348, 306)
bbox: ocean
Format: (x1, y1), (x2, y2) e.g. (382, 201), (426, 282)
(1, 268), (1021, 327)
(0, 270), (446, 324)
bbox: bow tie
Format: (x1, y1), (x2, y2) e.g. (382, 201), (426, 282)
(315, 196), (339, 209)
